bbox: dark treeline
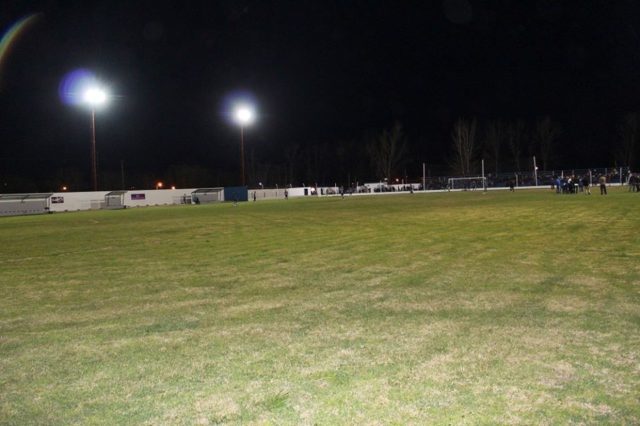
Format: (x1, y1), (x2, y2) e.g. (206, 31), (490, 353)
(2, 112), (639, 193)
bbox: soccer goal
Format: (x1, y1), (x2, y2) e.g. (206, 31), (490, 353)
(447, 176), (487, 191)
(191, 188), (224, 204)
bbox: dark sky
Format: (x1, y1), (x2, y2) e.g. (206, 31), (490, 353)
(2, 0), (640, 190)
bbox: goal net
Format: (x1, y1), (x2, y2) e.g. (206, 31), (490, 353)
(447, 177), (487, 191)
(191, 188), (224, 204)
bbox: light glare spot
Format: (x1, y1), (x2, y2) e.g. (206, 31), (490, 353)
(234, 106), (255, 125)
(84, 87), (107, 105)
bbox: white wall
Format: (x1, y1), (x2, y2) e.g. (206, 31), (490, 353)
(126, 189), (198, 208)
(247, 187), (311, 199)
(49, 191), (109, 212)
(279, 186), (344, 197)
(248, 188), (286, 200)
(48, 189), (199, 212)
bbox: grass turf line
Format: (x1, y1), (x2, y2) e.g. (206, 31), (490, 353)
(1, 187), (639, 424)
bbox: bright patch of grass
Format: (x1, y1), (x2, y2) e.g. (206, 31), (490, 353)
(1, 188), (639, 424)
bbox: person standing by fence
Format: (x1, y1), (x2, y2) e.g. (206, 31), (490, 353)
(582, 175), (591, 195)
(628, 173), (637, 192)
(599, 175), (607, 195)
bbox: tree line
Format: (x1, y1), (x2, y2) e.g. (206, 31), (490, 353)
(2, 113), (639, 192)
(247, 113), (639, 186)
(450, 113), (639, 177)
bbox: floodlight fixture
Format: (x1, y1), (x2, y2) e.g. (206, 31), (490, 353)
(83, 85), (109, 191)
(83, 87), (108, 106)
(232, 103), (257, 186)
(234, 105), (255, 126)
(82, 85), (108, 191)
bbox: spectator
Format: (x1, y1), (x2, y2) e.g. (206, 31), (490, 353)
(599, 175), (607, 195)
(630, 173), (640, 192)
(581, 175), (591, 195)
(628, 173), (636, 192)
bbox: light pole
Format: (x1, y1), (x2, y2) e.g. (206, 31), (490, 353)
(83, 87), (107, 191)
(233, 105), (255, 187)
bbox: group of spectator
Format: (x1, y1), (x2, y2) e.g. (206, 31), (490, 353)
(554, 175), (591, 194)
(552, 172), (640, 195)
(554, 175), (608, 195)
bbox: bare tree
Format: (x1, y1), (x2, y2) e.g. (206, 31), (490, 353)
(505, 120), (526, 171)
(483, 120), (506, 175)
(617, 112), (640, 168)
(451, 118), (477, 176)
(533, 116), (561, 170)
(367, 122), (407, 179)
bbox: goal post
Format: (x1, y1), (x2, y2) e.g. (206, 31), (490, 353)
(447, 176), (487, 191)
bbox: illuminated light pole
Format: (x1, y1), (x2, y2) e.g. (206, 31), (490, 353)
(233, 105), (255, 187)
(83, 87), (108, 191)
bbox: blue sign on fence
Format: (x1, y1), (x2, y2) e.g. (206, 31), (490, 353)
(223, 186), (248, 202)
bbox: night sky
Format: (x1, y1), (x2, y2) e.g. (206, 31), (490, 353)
(2, 1), (640, 191)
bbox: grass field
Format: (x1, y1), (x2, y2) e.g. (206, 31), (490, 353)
(1, 188), (639, 424)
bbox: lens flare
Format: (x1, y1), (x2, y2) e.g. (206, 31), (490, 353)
(0, 13), (42, 89)
(58, 69), (105, 106)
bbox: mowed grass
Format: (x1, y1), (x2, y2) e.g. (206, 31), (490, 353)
(1, 188), (639, 424)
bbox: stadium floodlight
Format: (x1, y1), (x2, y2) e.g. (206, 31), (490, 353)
(232, 104), (256, 186)
(234, 105), (255, 126)
(83, 85), (109, 191)
(83, 87), (107, 106)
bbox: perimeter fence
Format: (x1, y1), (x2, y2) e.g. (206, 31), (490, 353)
(352, 167), (634, 192)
